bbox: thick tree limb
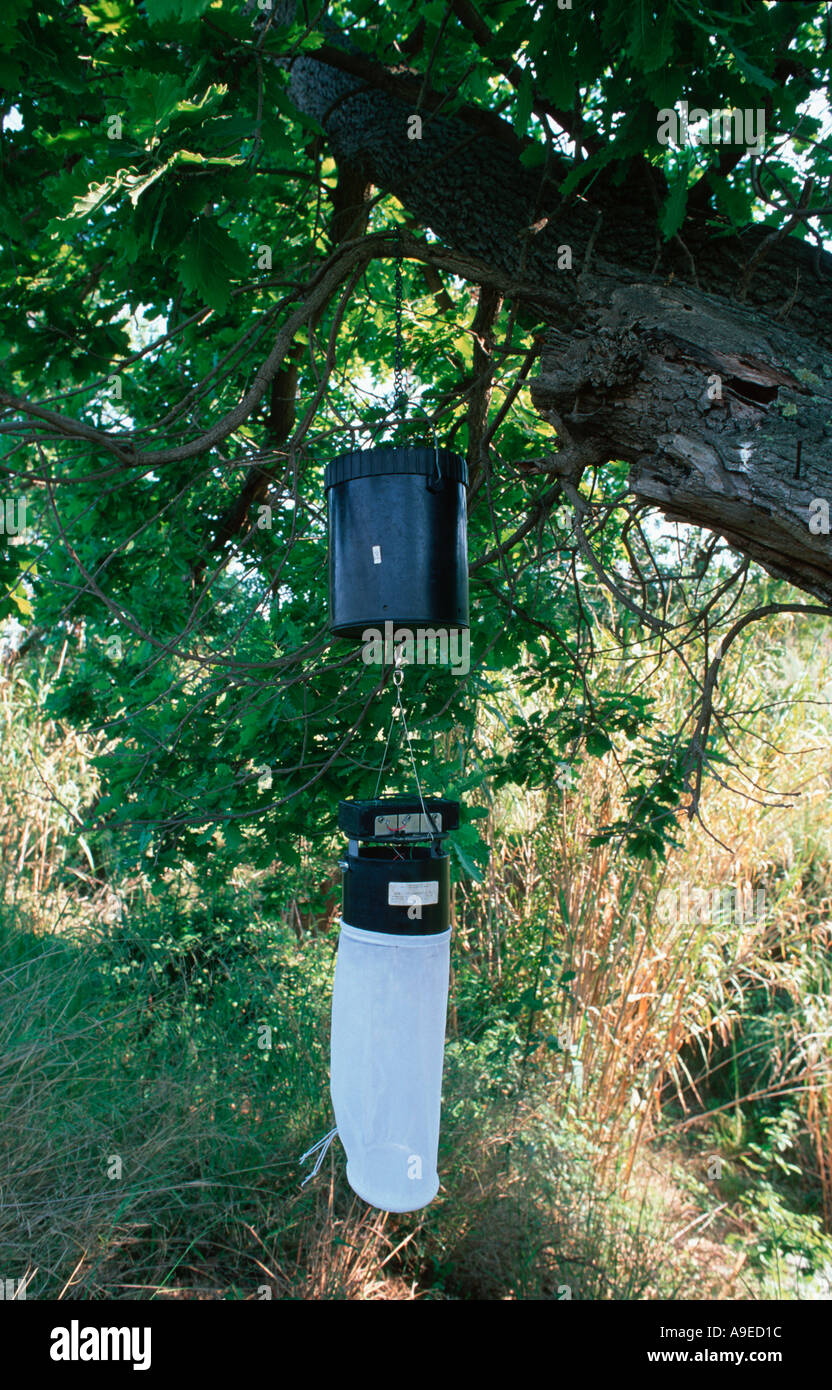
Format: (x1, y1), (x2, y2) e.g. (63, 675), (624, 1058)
(288, 41), (832, 602)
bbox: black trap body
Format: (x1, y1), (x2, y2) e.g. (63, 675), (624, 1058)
(337, 798), (460, 936)
(324, 446), (469, 640)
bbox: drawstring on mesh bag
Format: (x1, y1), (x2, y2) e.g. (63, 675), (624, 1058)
(298, 1126), (338, 1187)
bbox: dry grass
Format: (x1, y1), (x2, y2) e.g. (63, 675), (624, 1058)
(456, 607), (832, 1232)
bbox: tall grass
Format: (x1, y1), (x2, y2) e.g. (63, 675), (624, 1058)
(456, 606), (832, 1251)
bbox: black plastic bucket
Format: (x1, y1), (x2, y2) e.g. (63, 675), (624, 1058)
(337, 797), (459, 936)
(324, 446), (469, 640)
(341, 843), (451, 936)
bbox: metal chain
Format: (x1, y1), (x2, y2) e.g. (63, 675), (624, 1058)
(373, 652), (430, 829)
(397, 680), (431, 826)
(393, 229), (406, 424)
(374, 686), (398, 799)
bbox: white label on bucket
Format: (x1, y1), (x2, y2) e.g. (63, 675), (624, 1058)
(388, 880), (439, 906)
(372, 545), (382, 564)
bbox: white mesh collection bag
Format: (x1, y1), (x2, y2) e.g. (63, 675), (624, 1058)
(330, 918), (451, 1212)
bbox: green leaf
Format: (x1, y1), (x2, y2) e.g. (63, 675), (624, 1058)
(8, 585), (34, 618)
(177, 220), (250, 312)
(659, 165), (689, 241)
(144, 0), (212, 22)
(450, 839), (483, 883)
(638, 2), (675, 72)
(513, 71), (534, 137)
(80, 0), (133, 34)
(711, 172), (753, 229)
(519, 143), (546, 169)
(585, 726), (613, 756)
(712, 29), (777, 91)
(541, 37), (576, 110)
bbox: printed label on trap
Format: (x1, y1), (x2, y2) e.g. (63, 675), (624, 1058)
(388, 880), (440, 906)
(374, 813), (442, 836)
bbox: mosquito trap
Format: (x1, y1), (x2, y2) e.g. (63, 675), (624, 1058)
(323, 233), (469, 642)
(324, 444), (469, 639)
(298, 235), (467, 1213)
(302, 797), (459, 1213)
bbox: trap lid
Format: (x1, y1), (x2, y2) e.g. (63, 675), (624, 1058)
(324, 446), (468, 491)
(338, 798), (460, 840)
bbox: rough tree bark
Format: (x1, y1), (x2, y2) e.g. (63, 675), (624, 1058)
(288, 44), (832, 604)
